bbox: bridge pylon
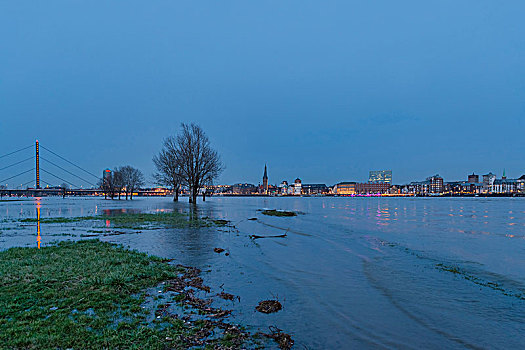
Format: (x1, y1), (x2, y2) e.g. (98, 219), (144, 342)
(35, 140), (40, 189)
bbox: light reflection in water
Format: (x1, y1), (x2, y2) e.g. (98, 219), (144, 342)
(36, 199), (41, 249)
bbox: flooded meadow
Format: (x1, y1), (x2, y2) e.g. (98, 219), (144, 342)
(1, 196), (524, 349)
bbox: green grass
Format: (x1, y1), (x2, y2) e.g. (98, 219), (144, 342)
(260, 209), (297, 217)
(19, 212), (212, 229)
(0, 240), (201, 349)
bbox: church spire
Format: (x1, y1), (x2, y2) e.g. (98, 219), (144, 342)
(262, 164), (268, 194)
(502, 168), (506, 180)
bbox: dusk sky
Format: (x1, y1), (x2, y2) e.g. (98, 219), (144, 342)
(1, 1), (524, 187)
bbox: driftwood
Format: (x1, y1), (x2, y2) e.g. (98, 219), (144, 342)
(250, 234), (287, 239)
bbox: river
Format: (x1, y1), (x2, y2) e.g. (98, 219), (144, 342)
(1, 196), (524, 349)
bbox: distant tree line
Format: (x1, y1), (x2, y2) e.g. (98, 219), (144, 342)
(99, 165), (145, 200)
(153, 123), (223, 203)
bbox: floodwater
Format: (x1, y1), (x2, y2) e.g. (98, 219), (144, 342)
(1, 196), (524, 349)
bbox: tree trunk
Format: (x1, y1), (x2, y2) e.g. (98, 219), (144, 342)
(202, 191), (206, 201)
(125, 191), (128, 200)
(130, 189), (134, 200)
(173, 186), (179, 201)
(192, 192), (198, 204)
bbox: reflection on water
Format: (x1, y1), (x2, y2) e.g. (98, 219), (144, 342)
(36, 199), (41, 249)
(0, 197), (524, 349)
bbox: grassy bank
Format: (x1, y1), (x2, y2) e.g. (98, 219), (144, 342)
(18, 211), (223, 229)
(0, 240), (251, 349)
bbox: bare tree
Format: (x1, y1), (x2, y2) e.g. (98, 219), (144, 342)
(99, 171), (115, 199)
(153, 137), (183, 201)
(60, 183), (68, 198)
(121, 165), (145, 200)
(113, 167), (125, 200)
(176, 123), (223, 204)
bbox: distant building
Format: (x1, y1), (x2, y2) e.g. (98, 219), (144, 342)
(262, 165), (268, 194)
(301, 184), (329, 195)
(356, 182), (391, 194)
(293, 178), (302, 195)
(482, 173), (496, 193)
(333, 182), (357, 195)
(278, 181), (289, 195)
(405, 174), (444, 195)
(369, 170), (392, 184)
(428, 174), (444, 193)
(519, 175), (525, 192)
(232, 183), (257, 195)
(491, 179), (518, 194)
(468, 173), (479, 183)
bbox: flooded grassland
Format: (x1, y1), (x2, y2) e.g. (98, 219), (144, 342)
(1, 196), (524, 349)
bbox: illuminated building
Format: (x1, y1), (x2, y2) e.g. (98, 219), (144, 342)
(428, 175), (444, 193)
(369, 170), (392, 184)
(333, 182), (357, 195)
(356, 182), (391, 194)
(482, 173), (496, 193)
(301, 184), (329, 195)
(293, 178), (302, 195)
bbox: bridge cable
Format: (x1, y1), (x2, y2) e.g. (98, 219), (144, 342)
(40, 157), (97, 187)
(39, 167), (79, 188)
(39, 180), (54, 187)
(0, 168), (35, 184)
(40, 145), (100, 179)
(20, 179), (36, 188)
(0, 156), (35, 171)
(0, 145), (33, 160)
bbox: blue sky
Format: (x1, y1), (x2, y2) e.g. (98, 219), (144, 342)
(1, 1), (524, 187)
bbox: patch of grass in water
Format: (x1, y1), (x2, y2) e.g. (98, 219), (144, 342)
(19, 212), (214, 229)
(0, 240), (206, 348)
(20, 216), (98, 224)
(260, 209), (297, 217)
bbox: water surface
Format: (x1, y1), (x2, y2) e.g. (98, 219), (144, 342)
(1, 196), (524, 349)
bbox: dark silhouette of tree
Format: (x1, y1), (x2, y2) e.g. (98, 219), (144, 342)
(153, 137), (183, 201)
(154, 123), (223, 204)
(99, 171), (115, 199)
(176, 123), (223, 204)
(113, 167), (125, 200)
(121, 165), (145, 200)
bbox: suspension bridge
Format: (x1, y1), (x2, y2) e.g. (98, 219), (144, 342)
(0, 140), (101, 197)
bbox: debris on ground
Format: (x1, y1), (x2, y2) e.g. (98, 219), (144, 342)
(255, 300), (282, 314)
(261, 326), (294, 350)
(214, 247), (225, 253)
(218, 291), (237, 301)
(213, 219), (230, 226)
(260, 209), (297, 217)
(248, 217), (258, 221)
(250, 234), (287, 239)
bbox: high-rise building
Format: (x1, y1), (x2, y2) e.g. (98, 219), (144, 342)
(428, 174), (444, 193)
(369, 170), (392, 184)
(262, 165), (268, 194)
(482, 173), (496, 193)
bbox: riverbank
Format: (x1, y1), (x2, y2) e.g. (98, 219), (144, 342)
(0, 240), (265, 349)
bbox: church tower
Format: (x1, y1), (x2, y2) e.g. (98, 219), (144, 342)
(262, 164), (268, 194)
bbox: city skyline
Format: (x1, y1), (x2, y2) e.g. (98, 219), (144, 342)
(0, 141), (522, 189)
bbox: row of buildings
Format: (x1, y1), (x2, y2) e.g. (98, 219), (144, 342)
(214, 167), (525, 196)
